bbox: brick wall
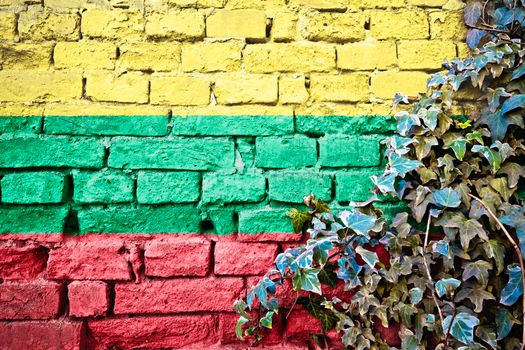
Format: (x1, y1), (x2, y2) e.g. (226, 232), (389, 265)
(0, 0), (466, 348)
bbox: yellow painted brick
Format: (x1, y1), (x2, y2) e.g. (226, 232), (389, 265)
(443, 0), (466, 10)
(0, 12), (15, 40)
(398, 40), (457, 70)
(271, 10), (297, 42)
(150, 75), (210, 105)
(181, 40), (243, 72)
(167, 0), (225, 7)
(300, 11), (366, 43)
(0, 104), (44, 117)
(429, 11), (467, 41)
(18, 8), (80, 41)
(371, 71), (429, 99)
(214, 74), (278, 104)
(0, 71), (82, 102)
(145, 10), (204, 40)
(54, 42), (116, 70)
(457, 42), (470, 58)
(118, 43), (181, 72)
(0, 43), (52, 70)
(289, 0), (346, 11)
(310, 74), (370, 102)
(226, 0), (285, 8)
(295, 103), (392, 116)
(44, 102), (169, 116)
(279, 76), (308, 104)
(337, 41), (397, 71)
(82, 9), (144, 40)
(347, 0), (405, 9)
(171, 104), (293, 116)
(243, 43), (335, 73)
(206, 10), (266, 39)
(406, 0), (447, 6)
(86, 72), (149, 103)
(370, 10), (429, 40)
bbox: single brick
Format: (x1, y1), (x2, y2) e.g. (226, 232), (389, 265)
(68, 281), (109, 317)
(347, 0), (405, 8)
(150, 76), (210, 105)
(0, 43), (53, 70)
(171, 115), (293, 136)
(114, 277), (243, 313)
(73, 171), (134, 204)
(0, 245), (47, 280)
(398, 40), (457, 70)
(206, 9), (266, 39)
(1, 172), (65, 204)
(145, 10), (204, 40)
(269, 172), (332, 203)
(336, 169), (381, 202)
(0, 136), (104, 168)
(214, 74), (278, 104)
(108, 137), (234, 170)
(371, 71), (429, 99)
(77, 206), (201, 234)
(215, 242), (278, 275)
(310, 74), (370, 102)
(337, 41), (397, 70)
(0, 321), (83, 350)
(289, 0), (347, 10)
(256, 135), (317, 168)
(226, 0), (285, 8)
(86, 72), (149, 104)
(370, 10), (429, 40)
(243, 43), (335, 73)
(45, 116), (169, 136)
(201, 173), (265, 204)
(54, 41), (116, 70)
(47, 237), (132, 280)
(137, 171), (200, 204)
(279, 76), (309, 104)
(301, 11), (366, 43)
(82, 9), (144, 40)
(0, 71), (82, 102)
(0, 207), (68, 234)
(0, 281), (63, 319)
(88, 316), (216, 349)
(0, 117), (41, 134)
(18, 9), (80, 41)
(144, 236), (211, 277)
(272, 10), (297, 41)
(118, 43), (181, 72)
(319, 136), (381, 167)
(238, 208), (294, 233)
(181, 40), (243, 72)
(0, 12), (15, 40)
(295, 116), (396, 135)
(429, 11), (467, 41)
(207, 207), (237, 235)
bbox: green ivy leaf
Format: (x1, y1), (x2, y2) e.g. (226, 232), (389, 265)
(371, 173), (396, 194)
(443, 312), (480, 345)
(260, 311), (274, 329)
(292, 268), (322, 295)
(339, 209), (376, 237)
(236, 316), (249, 340)
(389, 153), (423, 177)
(462, 260), (492, 286)
(496, 308), (517, 340)
(301, 295), (338, 331)
(450, 139), (467, 160)
(436, 278), (461, 298)
(500, 264), (523, 306)
(409, 287), (424, 305)
(483, 240), (506, 274)
(472, 145), (503, 172)
(455, 285), (496, 312)
(475, 325), (497, 350)
(287, 208), (312, 233)
(433, 188), (462, 208)
(500, 206), (525, 258)
(355, 246), (379, 269)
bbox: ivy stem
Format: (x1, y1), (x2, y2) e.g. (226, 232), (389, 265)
(443, 309), (457, 350)
(468, 194), (525, 350)
(423, 212), (445, 327)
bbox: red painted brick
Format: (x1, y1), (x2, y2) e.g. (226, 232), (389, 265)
(0, 281), (63, 320)
(114, 277), (244, 314)
(238, 232), (303, 242)
(286, 309), (322, 341)
(144, 236), (211, 277)
(0, 233), (64, 243)
(68, 281), (109, 317)
(214, 242), (278, 276)
(47, 238), (131, 280)
(0, 321), (84, 350)
(88, 315), (217, 349)
(0, 245), (47, 280)
(219, 312), (282, 345)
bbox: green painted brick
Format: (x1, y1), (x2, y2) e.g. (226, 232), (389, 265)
(239, 208), (293, 233)
(319, 135), (381, 167)
(0, 206), (69, 233)
(269, 172), (332, 203)
(73, 171), (134, 204)
(108, 137), (234, 170)
(78, 205), (201, 233)
(1, 172), (65, 204)
(202, 173), (266, 204)
(207, 207), (237, 235)
(336, 169), (381, 202)
(0, 116), (41, 134)
(256, 135), (317, 169)
(296, 116), (396, 135)
(0, 135), (104, 169)
(45, 116), (169, 136)
(172, 115), (294, 136)
(375, 201), (410, 222)
(137, 171), (200, 204)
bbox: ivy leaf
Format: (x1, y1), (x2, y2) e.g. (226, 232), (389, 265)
(433, 188), (462, 208)
(435, 278), (461, 298)
(339, 209), (376, 237)
(287, 208), (312, 233)
(234, 299), (251, 319)
(472, 144), (503, 172)
(260, 311), (274, 329)
(440, 213), (488, 249)
(390, 153), (423, 177)
(500, 206), (525, 258)
(475, 325), (497, 350)
(356, 246), (379, 269)
(293, 268), (322, 295)
(512, 63), (525, 80)
(498, 162), (525, 188)
(443, 312), (480, 345)
(371, 173), (396, 194)
(464, 1), (483, 25)
(462, 260), (492, 286)
(409, 287), (424, 305)
(496, 308), (517, 340)
(433, 240), (450, 256)
(500, 264), (523, 306)
(455, 285), (496, 312)
(500, 94), (525, 114)
(236, 316), (249, 339)
(301, 295), (338, 331)
(483, 240), (506, 274)
(395, 111), (421, 136)
(450, 139), (467, 160)
(467, 28), (485, 48)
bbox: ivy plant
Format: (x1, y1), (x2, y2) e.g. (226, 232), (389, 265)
(235, 1), (525, 349)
